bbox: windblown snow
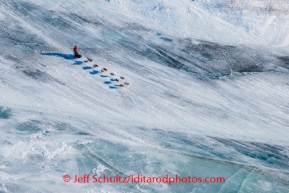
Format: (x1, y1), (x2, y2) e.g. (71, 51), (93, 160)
(0, 0), (289, 192)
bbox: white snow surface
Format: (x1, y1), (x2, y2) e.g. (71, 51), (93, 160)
(0, 0), (289, 192)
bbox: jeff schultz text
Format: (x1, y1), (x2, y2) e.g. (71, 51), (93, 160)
(69, 174), (226, 185)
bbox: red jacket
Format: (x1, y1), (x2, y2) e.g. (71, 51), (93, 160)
(73, 46), (78, 53)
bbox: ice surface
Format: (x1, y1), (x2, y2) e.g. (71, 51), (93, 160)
(0, 0), (289, 192)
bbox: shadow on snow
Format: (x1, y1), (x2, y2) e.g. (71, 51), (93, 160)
(90, 70), (99, 75)
(41, 53), (75, 60)
(83, 66), (93, 70)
